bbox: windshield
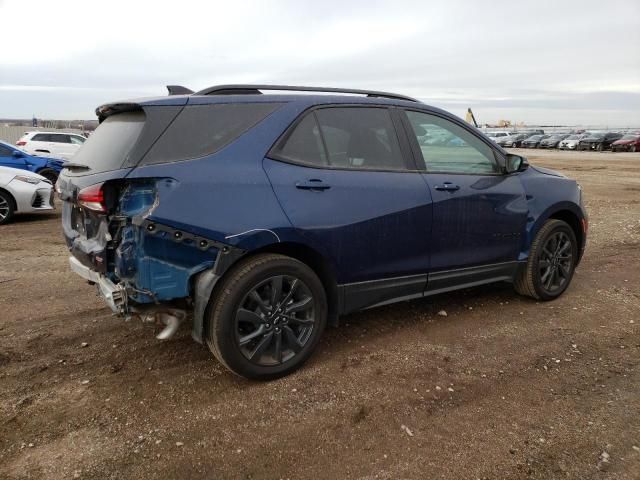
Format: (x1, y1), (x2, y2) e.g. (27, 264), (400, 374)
(621, 134), (639, 140)
(528, 135), (542, 140)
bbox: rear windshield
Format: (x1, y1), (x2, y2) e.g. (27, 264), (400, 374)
(70, 111), (145, 174)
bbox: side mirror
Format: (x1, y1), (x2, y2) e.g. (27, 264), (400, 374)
(12, 150), (24, 158)
(505, 154), (529, 173)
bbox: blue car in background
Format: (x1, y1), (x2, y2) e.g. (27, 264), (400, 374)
(0, 141), (64, 183)
(57, 84), (588, 380)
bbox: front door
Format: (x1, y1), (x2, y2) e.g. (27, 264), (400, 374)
(402, 109), (528, 272)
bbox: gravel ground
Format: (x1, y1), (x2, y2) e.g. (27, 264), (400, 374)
(1, 149), (639, 479)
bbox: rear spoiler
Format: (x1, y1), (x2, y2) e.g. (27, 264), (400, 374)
(95, 102), (142, 123)
(167, 85), (194, 96)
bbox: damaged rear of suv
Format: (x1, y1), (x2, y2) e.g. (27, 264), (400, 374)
(60, 84), (587, 380)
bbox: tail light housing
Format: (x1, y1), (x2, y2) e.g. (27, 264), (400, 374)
(78, 183), (107, 213)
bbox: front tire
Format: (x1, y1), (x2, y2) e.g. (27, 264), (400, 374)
(206, 254), (327, 380)
(515, 219), (578, 301)
(0, 190), (15, 225)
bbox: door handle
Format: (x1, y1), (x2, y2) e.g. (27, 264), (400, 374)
(295, 179), (331, 191)
(434, 182), (460, 192)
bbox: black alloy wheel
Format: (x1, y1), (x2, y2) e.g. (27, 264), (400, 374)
(537, 231), (574, 295)
(234, 275), (316, 366)
(206, 254), (327, 380)
(514, 219), (578, 300)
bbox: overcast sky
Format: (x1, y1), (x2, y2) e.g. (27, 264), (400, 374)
(1, 0), (639, 126)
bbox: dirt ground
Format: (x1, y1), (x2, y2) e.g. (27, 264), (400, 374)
(1, 149), (639, 480)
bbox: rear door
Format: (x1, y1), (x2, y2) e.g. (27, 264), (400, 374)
(49, 134), (74, 159)
(28, 133), (53, 155)
(401, 109), (528, 273)
(264, 106), (433, 310)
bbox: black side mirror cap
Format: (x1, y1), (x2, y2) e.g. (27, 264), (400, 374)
(505, 153), (529, 173)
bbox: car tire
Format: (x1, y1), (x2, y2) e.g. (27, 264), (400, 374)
(0, 190), (16, 225)
(206, 253), (327, 380)
(514, 219), (578, 301)
(37, 168), (58, 184)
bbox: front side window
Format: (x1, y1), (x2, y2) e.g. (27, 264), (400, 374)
(274, 107), (406, 171)
(406, 111), (499, 174)
(0, 145), (13, 156)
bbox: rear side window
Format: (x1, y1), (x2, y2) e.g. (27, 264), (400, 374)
(51, 134), (71, 144)
(273, 107), (406, 171)
(142, 103), (282, 165)
(70, 136), (85, 145)
(70, 112), (146, 174)
(31, 134), (49, 141)
(273, 113), (327, 166)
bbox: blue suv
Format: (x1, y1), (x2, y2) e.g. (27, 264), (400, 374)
(0, 141), (64, 183)
(58, 85), (587, 379)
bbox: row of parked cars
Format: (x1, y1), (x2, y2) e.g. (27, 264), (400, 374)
(487, 131), (640, 152)
(0, 131), (88, 224)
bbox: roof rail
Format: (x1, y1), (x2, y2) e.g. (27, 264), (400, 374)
(193, 84), (419, 103)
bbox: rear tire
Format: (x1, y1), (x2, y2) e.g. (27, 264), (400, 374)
(206, 254), (327, 380)
(0, 190), (15, 225)
(37, 168), (58, 184)
(515, 219), (578, 301)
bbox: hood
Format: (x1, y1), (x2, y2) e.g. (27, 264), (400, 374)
(0, 165), (48, 180)
(530, 165), (566, 178)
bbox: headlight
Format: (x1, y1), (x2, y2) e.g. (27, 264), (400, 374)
(14, 175), (41, 185)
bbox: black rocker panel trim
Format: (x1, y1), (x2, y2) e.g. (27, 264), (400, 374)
(337, 261), (523, 315)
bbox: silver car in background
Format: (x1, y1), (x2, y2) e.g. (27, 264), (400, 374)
(559, 134), (589, 150)
(0, 166), (54, 225)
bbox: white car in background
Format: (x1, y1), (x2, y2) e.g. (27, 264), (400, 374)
(16, 131), (86, 160)
(485, 131), (512, 143)
(0, 166), (54, 225)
